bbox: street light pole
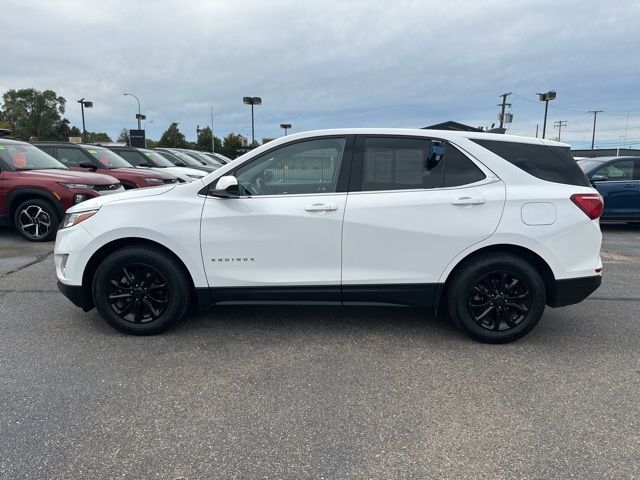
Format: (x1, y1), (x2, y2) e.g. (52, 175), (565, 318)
(280, 123), (292, 136)
(537, 90), (556, 139)
(123, 92), (142, 129)
(242, 96), (262, 145)
(77, 98), (93, 142)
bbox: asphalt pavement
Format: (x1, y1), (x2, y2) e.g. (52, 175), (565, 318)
(0, 224), (639, 479)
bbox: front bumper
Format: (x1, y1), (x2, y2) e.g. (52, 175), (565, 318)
(547, 275), (602, 308)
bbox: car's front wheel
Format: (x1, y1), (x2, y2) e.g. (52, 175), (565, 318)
(13, 199), (59, 242)
(446, 253), (546, 343)
(92, 246), (190, 334)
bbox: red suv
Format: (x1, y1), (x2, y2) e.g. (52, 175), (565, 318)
(33, 142), (179, 189)
(0, 138), (124, 241)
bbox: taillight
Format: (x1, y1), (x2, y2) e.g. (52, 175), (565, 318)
(570, 193), (604, 220)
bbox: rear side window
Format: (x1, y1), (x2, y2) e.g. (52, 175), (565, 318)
(362, 137), (442, 190)
(358, 138), (484, 191)
(472, 139), (591, 187)
(443, 144), (486, 187)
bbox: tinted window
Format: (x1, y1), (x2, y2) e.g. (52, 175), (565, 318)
(443, 144), (486, 187)
(234, 138), (346, 196)
(362, 137), (442, 190)
(472, 139), (591, 187)
(84, 147), (133, 168)
(114, 150), (145, 166)
(594, 160), (634, 181)
(57, 147), (91, 167)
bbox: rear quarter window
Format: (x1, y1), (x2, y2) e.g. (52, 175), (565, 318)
(472, 139), (591, 187)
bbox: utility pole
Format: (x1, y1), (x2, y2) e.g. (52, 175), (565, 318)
(497, 92), (512, 129)
(589, 110), (603, 151)
(553, 120), (567, 141)
(535, 124), (539, 138)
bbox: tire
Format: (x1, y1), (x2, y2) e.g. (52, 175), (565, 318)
(446, 253), (546, 343)
(13, 198), (59, 242)
(92, 246), (190, 335)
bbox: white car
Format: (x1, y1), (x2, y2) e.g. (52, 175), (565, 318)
(106, 146), (207, 182)
(54, 129), (603, 343)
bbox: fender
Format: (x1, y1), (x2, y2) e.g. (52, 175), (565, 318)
(7, 187), (65, 223)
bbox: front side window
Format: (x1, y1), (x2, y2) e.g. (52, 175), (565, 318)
(234, 138), (346, 196)
(57, 147), (91, 167)
(113, 150), (145, 166)
(85, 147), (134, 168)
(594, 160), (634, 181)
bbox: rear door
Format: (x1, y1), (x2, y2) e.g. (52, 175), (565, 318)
(341, 135), (505, 305)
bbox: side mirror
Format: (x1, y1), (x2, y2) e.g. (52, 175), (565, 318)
(78, 161), (98, 171)
(175, 160), (187, 167)
(591, 174), (608, 182)
(139, 161), (152, 167)
(209, 175), (239, 198)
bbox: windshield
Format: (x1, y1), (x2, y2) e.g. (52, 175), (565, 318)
(139, 149), (175, 167)
(85, 146), (134, 168)
(0, 143), (67, 170)
(576, 159), (604, 173)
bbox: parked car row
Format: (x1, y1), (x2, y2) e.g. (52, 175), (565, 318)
(0, 136), (224, 241)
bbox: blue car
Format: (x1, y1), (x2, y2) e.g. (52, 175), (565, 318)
(577, 156), (640, 222)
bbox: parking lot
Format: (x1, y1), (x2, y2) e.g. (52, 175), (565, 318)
(0, 225), (639, 479)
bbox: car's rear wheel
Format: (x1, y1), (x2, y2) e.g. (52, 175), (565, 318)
(92, 246), (190, 334)
(446, 253), (546, 343)
(13, 199), (59, 242)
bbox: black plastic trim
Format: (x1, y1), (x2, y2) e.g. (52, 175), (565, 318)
(205, 284), (438, 307)
(547, 275), (602, 308)
(57, 281), (94, 311)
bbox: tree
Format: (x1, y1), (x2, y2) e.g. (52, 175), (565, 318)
(158, 123), (187, 148)
(116, 128), (130, 145)
(195, 126), (222, 153)
(69, 126), (82, 137)
(220, 133), (245, 159)
(0, 88), (68, 140)
(145, 138), (158, 148)
(85, 131), (112, 143)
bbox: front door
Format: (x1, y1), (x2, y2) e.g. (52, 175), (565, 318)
(591, 159), (640, 218)
(200, 136), (353, 303)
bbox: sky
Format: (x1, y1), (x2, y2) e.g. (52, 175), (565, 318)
(3, 0), (640, 149)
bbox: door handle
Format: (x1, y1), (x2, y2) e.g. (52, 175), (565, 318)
(451, 197), (486, 206)
(304, 203), (337, 212)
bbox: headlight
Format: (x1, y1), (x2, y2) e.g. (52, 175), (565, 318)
(59, 182), (95, 190)
(187, 174), (204, 179)
(141, 177), (164, 184)
(60, 210), (99, 229)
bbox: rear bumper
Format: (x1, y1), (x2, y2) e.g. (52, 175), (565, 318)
(57, 281), (94, 311)
(547, 275), (602, 308)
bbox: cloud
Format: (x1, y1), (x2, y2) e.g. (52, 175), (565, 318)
(3, 0), (640, 147)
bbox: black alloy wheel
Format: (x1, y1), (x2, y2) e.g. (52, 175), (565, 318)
(447, 253), (546, 343)
(106, 264), (170, 324)
(92, 246), (190, 334)
(14, 199), (59, 242)
(467, 271), (532, 332)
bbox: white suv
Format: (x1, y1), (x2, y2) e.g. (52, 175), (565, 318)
(54, 129), (603, 343)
